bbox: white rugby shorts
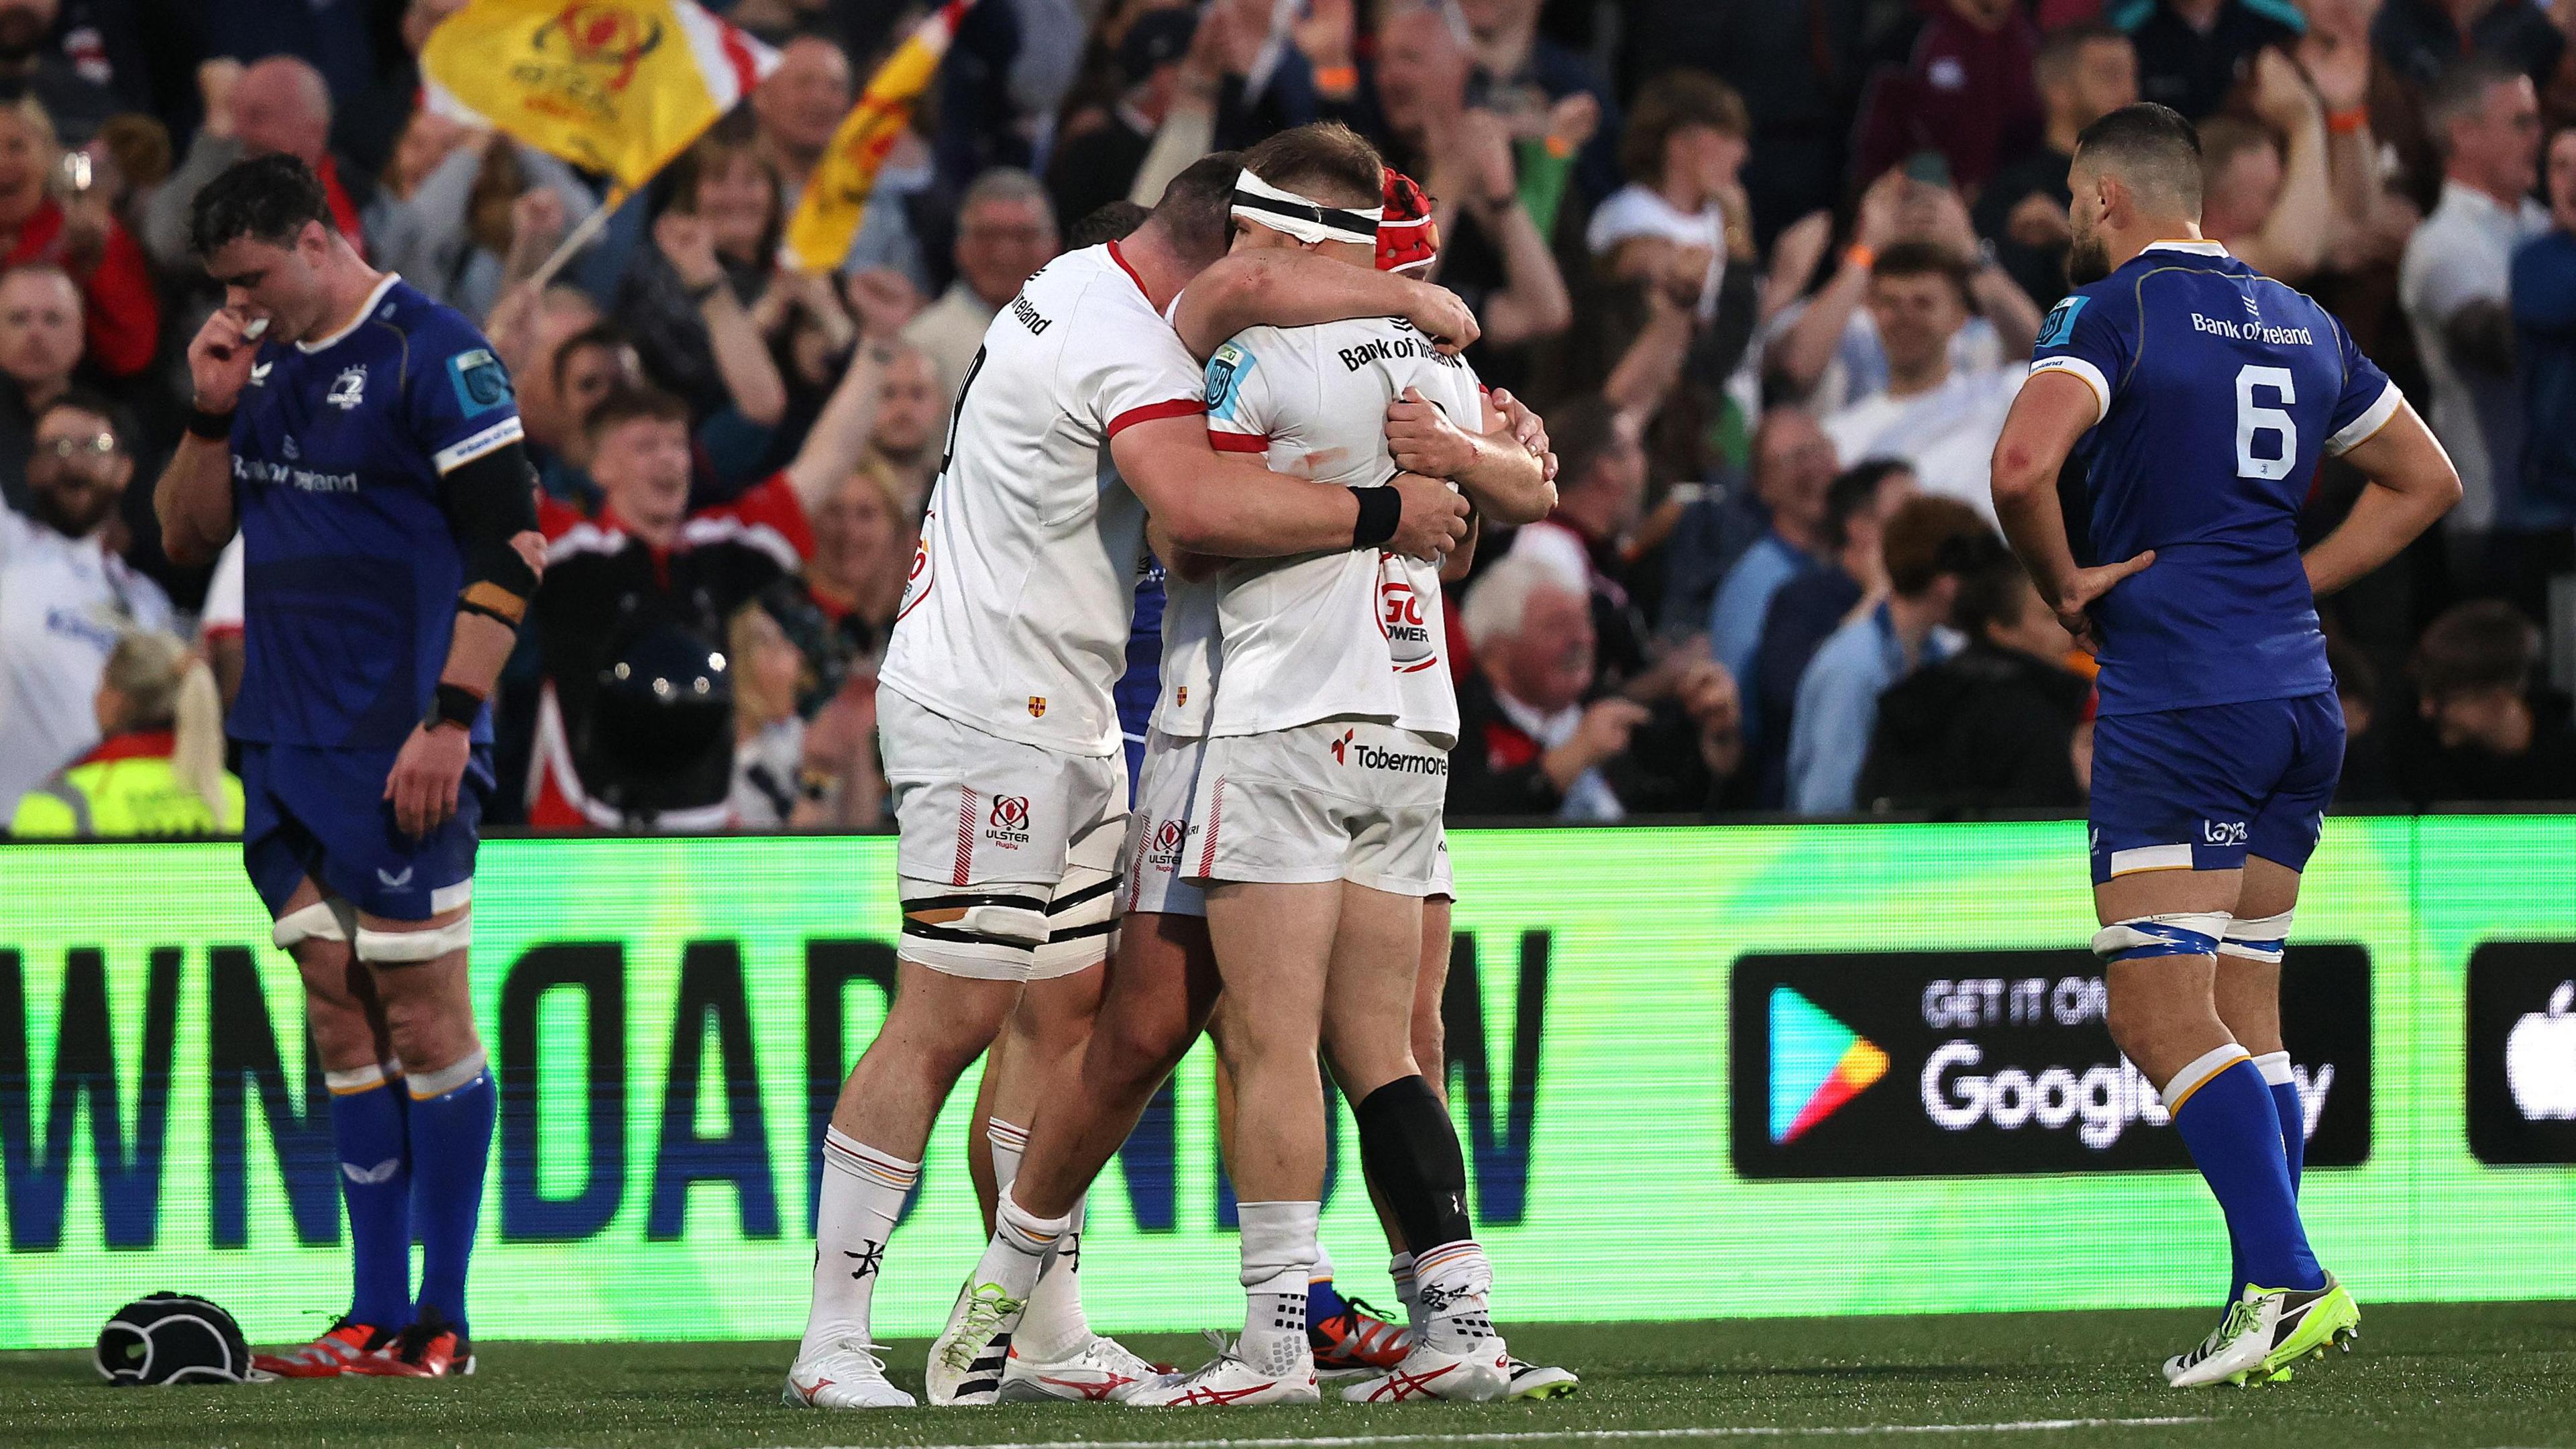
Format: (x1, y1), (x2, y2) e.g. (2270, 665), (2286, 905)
(1182, 718), (1450, 898)
(881, 688), (1126, 979)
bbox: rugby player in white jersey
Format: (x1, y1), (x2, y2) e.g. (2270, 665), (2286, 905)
(931, 124), (1554, 1409)
(786, 154), (1483, 1411)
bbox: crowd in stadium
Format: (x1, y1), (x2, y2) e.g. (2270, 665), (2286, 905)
(5, 0), (2576, 836)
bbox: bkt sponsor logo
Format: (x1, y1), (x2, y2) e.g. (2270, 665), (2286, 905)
(1328, 730), (1448, 775)
(983, 795), (1032, 849)
(1732, 949), (2369, 1178)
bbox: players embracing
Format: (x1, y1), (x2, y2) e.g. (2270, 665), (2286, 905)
(1990, 103), (2460, 1387)
(784, 149), (1508, 1409)
(927, 123), (1561, 1409)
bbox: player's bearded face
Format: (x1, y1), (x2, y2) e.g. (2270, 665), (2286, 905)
(2065, 174), (2111, 285)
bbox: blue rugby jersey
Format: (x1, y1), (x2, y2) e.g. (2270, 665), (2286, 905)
(2031, 240), (2399, 716)
(228, 274), (523, 748)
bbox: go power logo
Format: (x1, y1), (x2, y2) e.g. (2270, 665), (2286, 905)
(1731, 949), (2371, 1179)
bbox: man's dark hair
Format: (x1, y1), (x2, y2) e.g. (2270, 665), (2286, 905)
(1240, 121), (1385, 209)
(552, 319), (629, 393)
(1950, 549), (2040, 637)
(1882, 495), (1996, 598)
(1619, 68), (1749, 183)
(2426, 57), (2527, 154)
(1870, 240), (1972, 307)
(1148, 151), (1244, 265)
(2417, 598), (2538, 699)
(1822, 459), (1911, 551)
(1069, 200), (1152, 249)
(584, 383), (692, 439)
(1546, 394), (1621, 493)
(2035, 21), (2126, 90)
(189, 153), (335, 258)
(33, 386), (125, 451)
(2072, 103), (2204, 215)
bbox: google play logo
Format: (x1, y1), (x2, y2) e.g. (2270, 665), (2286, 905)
(1769, 986), (1890, 1144)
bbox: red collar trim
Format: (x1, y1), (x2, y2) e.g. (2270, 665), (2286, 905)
(80, 729), (174, 765)
(1106, 239), (1150, 299)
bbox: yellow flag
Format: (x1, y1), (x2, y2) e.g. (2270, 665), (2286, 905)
(421, 0), (780, 191)
(782, 0), (975, 273)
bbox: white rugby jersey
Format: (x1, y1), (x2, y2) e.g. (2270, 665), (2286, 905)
(879, 242), (1205, 755)
(0, 508), (175, 807)
(1153, 317), (1483, 749)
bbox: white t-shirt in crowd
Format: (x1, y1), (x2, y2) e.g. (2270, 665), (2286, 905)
(879, 241), (1204, 756)
(1585, 182), (1725, 321)
(0, 508), (174, 806)
(1822, 364), (2023, 520)
(1155, 316), (1483, 749)
(2399, 180), (2551, 531)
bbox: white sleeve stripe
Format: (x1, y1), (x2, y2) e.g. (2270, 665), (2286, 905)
(2324, 380), (2402, 456)
(433, 415), (525, 474)
(2027, 356), (2108, 425)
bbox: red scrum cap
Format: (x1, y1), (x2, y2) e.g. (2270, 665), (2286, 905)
(1377, 166), (1440, 274)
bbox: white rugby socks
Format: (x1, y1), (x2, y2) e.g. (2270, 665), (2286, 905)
(801, 1128), (918, 1362)
(987, 1118), (1092, 1361)
(1237, 1200), (1320, 1375)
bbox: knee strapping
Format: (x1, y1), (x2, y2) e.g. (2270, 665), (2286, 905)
(356, 912), (472, 963)
(272, 899), (357, 949)
(2220, 910), (2294, 964)
(1356, 1075), (1473, 1255)
(2091, 912), (2230, 963)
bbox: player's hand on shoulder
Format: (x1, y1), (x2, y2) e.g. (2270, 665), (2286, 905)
(1399, 281), (1479, 354)
(1385, 470), (1471, 563)
(186, 308), (260, 413)
(1387, 386), (1477, 478)
(384, 722), (472, 837)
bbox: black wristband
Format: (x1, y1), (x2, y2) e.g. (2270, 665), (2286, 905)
(1350, 485), (1403, 551)
(423, 682), (484, 733)
(686, 278), (725, 306)
(188, 407), (234, 439)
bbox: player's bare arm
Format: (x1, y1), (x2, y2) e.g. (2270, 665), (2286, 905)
(156, 306), (257, 566)
(1384, 386), (1554, 525)
(385, 448), (545, 837)
(1173, 249), (1479, 360)
(1113, 411), (1469, 561)
(1990, 368), (2154, 650)
(2301, 400), (2461, 599)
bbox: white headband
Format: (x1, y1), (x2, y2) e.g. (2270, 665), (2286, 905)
(1231, 168), (1383, 246)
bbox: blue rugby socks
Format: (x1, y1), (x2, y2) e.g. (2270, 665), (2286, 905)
(325, 1061), (413, 1328)
(2163, 1045), (2324, 1295)
(406, 1049), (495, 1334)
(2253, 1051), (2305, 1193)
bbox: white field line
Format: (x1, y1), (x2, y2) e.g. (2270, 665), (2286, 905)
(801, 1413), (2216, 1449)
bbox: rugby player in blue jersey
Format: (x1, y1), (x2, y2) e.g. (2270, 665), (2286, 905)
(156, 156), (544, 1379)
(1990, 105), (2459, 1388)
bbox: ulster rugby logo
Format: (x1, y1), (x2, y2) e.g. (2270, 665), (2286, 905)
(983, 795), (1032, 850)
(1147, 818), (1185, 870)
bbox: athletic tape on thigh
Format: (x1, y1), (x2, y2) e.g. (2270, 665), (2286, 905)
(406, 1046), (488, 1099)
(2220, 909), (2294, 963)
(898, 888), (1050, 950)
(356, 911), (472, 963)
(271, 899), (355, 949)
(2090, 911), (2229, 962)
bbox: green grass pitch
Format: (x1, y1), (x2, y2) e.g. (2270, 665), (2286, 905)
(4, 1303), (2572, 1448)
